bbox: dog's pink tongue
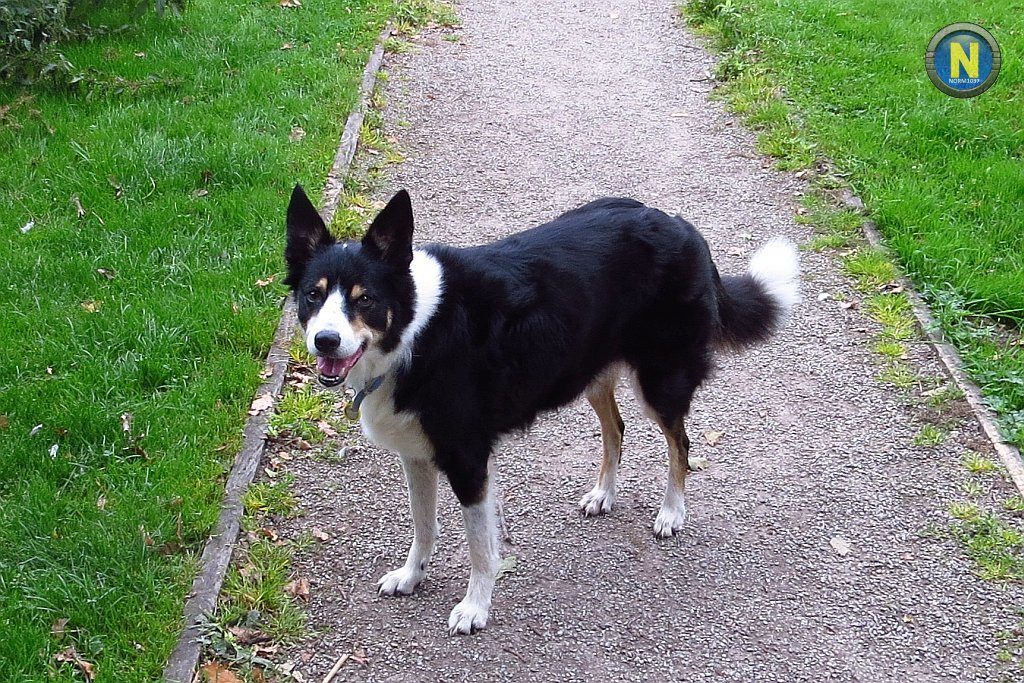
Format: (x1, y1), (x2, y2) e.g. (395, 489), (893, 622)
(316, 349), (363, 378)
(317, 356), (347, 377)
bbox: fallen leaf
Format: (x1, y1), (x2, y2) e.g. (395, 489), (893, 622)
(726, 246), (744, 257)
(140, 525), (154, 546)
(349, 648), (369, 666)
(54, 646), (96, 681)
(703, 430), (724, 447)
(21, 220), (35, 233)
(839, 300), (858, 310)
(48, 443), (59, 458)
(879, 281), (905, 294)
(81, 300), (101, 313)
(0, 415), (8, 430)
(311, 527), (330, 542)
(796, 206), (808, 215)
(201, 662), (244, 683)
(72, 195), (86, 218)
(96, 267), (116, 280)
(46, 367), (54, 375)
(289, 126), (306, 142)
(830, 535), (851, 556)
(97, 495), (107, 510)
(317, 420), (339, 438)
(255, 275), (276, 287)
(257, 527), (279, 541)
(51, 617), (69, 637)
(192, 188), (209, 198)
(279, 0), (302, 7)
(496, 554), (517, 580)
(30, 423), (43, 436)
(281, 42), (294, 50)
(285, 577), (310, 601)
(134, 51), (146, 58)
(249, 394), (275, 415)
(227, 625), (271, 645)
(121, 412), (133, 433)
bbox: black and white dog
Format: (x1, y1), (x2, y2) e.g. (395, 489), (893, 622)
(284, 185), (798, 635)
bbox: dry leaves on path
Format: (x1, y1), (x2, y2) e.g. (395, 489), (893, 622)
(703, 430), (724, 447)
(249, 394), (275, 415)
(201, 662), (244, 683)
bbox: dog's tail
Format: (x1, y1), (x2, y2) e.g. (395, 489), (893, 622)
(714, 237), (800, 351)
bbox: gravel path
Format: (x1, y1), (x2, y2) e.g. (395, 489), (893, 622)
(273, 1), (1023, 680)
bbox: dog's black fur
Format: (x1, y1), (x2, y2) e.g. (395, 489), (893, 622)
(285, 187), (783, 507)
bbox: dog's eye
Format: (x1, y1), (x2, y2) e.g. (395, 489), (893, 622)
(355, 293), (372, 309)
(305, 290), (323, 304)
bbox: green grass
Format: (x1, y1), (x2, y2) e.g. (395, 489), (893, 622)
(0, 0), (394, 679)
(683, 0), (1024, 448)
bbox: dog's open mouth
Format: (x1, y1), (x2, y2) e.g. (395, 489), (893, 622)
(316, 347), (364, 387)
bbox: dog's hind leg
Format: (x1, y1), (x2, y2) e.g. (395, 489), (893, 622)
(448, 461), (500, 635)
(377, 455), (439, 596)
(632, 363), (707, 538)
(578, 369), (624, 516)
(653, 416), (692, 539)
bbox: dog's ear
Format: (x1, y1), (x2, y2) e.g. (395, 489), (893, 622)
(362, 190), (414, 270)
(284, 184), (334, 287)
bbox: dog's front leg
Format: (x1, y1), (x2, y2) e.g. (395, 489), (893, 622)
(377, 455), (439, 596)
(448, 473), (499, 635)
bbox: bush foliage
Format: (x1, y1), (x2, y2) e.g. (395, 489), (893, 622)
(0, 0), (184, 83)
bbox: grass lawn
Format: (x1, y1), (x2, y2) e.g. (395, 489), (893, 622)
(0, 0), (393, 678)
(684, 0), (1024, 447)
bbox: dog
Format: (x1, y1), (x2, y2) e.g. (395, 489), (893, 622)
(283, 185), (799, 635)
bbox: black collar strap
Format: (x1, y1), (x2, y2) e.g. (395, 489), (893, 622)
(344, 374), (385, 420)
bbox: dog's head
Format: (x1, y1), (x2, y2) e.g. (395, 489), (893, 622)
(284, 184), (417, 387)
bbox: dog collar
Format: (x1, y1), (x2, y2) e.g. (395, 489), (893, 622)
(344, 374), (385, 420)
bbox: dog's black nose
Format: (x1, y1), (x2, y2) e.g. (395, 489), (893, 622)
(314, 331), (341, 353)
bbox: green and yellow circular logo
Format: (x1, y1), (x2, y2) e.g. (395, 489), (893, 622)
(925, 23), (1001, 98)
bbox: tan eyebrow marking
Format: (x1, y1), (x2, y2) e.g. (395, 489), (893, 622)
(350, 284), (366, 299)
(315, 277), (328, 293)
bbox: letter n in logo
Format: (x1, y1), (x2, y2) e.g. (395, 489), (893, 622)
(950, 40), (979, 78)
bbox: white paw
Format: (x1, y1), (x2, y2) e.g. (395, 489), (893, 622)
(688, 456), (709, 472)
(447, 598), (489, 635)
(377, 565), (425, 596)
(578, 486), (616, 516)
(653, 503), (687, 538)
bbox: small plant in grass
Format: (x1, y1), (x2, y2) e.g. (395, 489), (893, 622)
(962, 479), (984, 498)
(383, 36), (411, 54)
(803, 233), (853, 252)
(756, 125), (815, 170)
(269, 386), (336, 443)
(926, 384), (965, 409)
(243, 478), (298, 518)
(878, 362), (916, 390)
(873, 340), (906, 361)
(865, 294), (916, 342)
(913, 424), (946, 447)
(951, 510), (1024, 581)
(393, 0), (458, 33)
(219, 539), (307, 641)
(962, 451), (999, 475)
(950, 502), (980, 521)
(843, 249), (899, 292)
(1004, 496), (1024, 514)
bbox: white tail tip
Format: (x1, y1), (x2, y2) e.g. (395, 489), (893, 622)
(748, 237), (800, 317)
